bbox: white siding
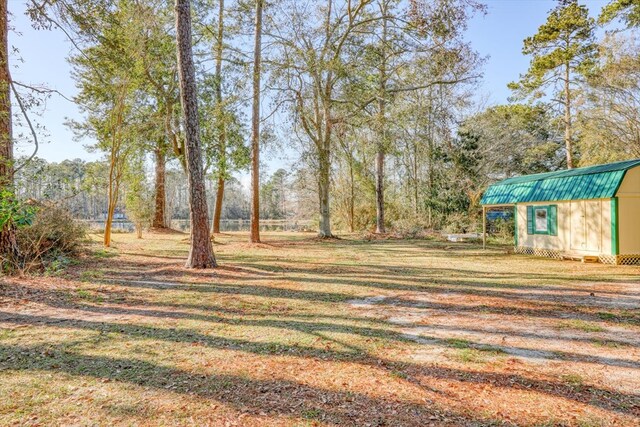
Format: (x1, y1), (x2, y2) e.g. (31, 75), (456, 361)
(516, 199), (611, 256)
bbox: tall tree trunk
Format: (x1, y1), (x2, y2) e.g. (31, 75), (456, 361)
(564, 62), (574, 169)
(249, 0), (263, 243)
(175, 0), (216, 268)
(211, 0), (226, 236)
(413, 140), (419, 216)
(212, 175), (224, 233)
(0, 0), (16, 261)
(375, 2), (388, 234)
(318, 143), (332, 237)
(103, 84), (127, 248)
(375, 148), (385, 233)
(104, 157), (117, 248)
(348, 156), (355, 233)
(152, 144), (167, 228)
(0, 0), (9, 188)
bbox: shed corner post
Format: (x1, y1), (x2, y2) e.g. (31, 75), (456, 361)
(482, 206), (487, 250)
(611, 197), (619, 262)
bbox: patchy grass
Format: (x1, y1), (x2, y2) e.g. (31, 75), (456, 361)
(453, 348), (486, 364)
(0, 231), (639, 426)
(561, 373), (585, 388)
(92, 248), (118, 259)
(558, 320), (606, 333)
(445, 338), (472, 349)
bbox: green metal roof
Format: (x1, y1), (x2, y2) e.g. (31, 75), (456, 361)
(481, 159), (640, 205)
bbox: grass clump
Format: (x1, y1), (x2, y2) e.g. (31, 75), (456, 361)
(445, 338), (472, 349)
(561, 373), (584, 388)
(454, 348), (486, 363)
(301, 409), (322, 420)
(557, 320), (604, 333)
(92, 249), (118, 259)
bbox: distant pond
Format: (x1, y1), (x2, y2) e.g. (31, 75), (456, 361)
(79, 219), (313, 233)
(170, 219), (313, 233)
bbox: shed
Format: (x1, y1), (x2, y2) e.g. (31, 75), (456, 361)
(480, 159), (640, 265)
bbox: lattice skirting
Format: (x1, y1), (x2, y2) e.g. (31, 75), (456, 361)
(514, 246), (563, 260)
(599, 254), (640, 265)
(515, 247), (640, 265)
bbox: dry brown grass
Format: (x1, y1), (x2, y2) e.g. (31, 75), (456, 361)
(0, 231), (639, 426)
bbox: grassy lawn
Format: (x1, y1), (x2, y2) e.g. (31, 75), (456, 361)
(1, 231), (639, 426)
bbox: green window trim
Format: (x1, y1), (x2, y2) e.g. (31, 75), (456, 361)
(514, 204), (518, 246)
(526, 204), (558, 236)
(611, 198), (619, 256)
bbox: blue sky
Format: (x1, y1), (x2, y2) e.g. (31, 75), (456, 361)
(9, 0), (612, 164)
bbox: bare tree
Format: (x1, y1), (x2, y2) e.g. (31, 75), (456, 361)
(104, 81), (130, 248)
(271, 0), (372, 238)
(175, 0), (216, 268)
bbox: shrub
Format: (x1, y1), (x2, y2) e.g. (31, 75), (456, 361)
(492, 218), (515, 243)
(1, 190), (36, 272)
(3, 203), (86, 274)
(442, 212), (480, 234)
(389, 217), (433, 238)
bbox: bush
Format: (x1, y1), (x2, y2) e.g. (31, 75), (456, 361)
(389, 217), (432, 238)
(3, 204), (86, 274)
(491, 218), (515, 243)
(442, 212), (481, 234)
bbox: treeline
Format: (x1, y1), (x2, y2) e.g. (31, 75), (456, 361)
(1, 0), (639, 270)
(15, 157), (298, 222)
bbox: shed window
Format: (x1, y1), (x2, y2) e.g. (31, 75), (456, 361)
(526, 205), (557, 236)
(535, 209), (548, 232)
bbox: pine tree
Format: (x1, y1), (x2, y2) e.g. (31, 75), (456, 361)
(600, 0), (640, 28)
(509, 0), (597, 169)
(249, 0), (263, 243)
(175, 0), (217, 268)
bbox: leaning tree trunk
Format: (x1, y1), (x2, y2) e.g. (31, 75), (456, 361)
(175, 0), (216, 268)
(0, 0), (16, 261)
(249, 0), (263, 243)
(211, 0), (226, 236)
(152, 144), (167, 228)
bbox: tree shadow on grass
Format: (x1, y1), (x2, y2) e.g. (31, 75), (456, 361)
(1, 324), (638, 422)
(88, 274), (640, 326)
(3, 279), (639, 351)
(0, 342), (451, 426)
(5, 308), (640, 370)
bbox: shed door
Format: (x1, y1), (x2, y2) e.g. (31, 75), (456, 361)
(570, 201), (601, 252)
(571, 201), (586, 250)
(585, 201), (601, 252)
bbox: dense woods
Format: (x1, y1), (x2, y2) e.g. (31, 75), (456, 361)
(1, 0), (640, 270)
